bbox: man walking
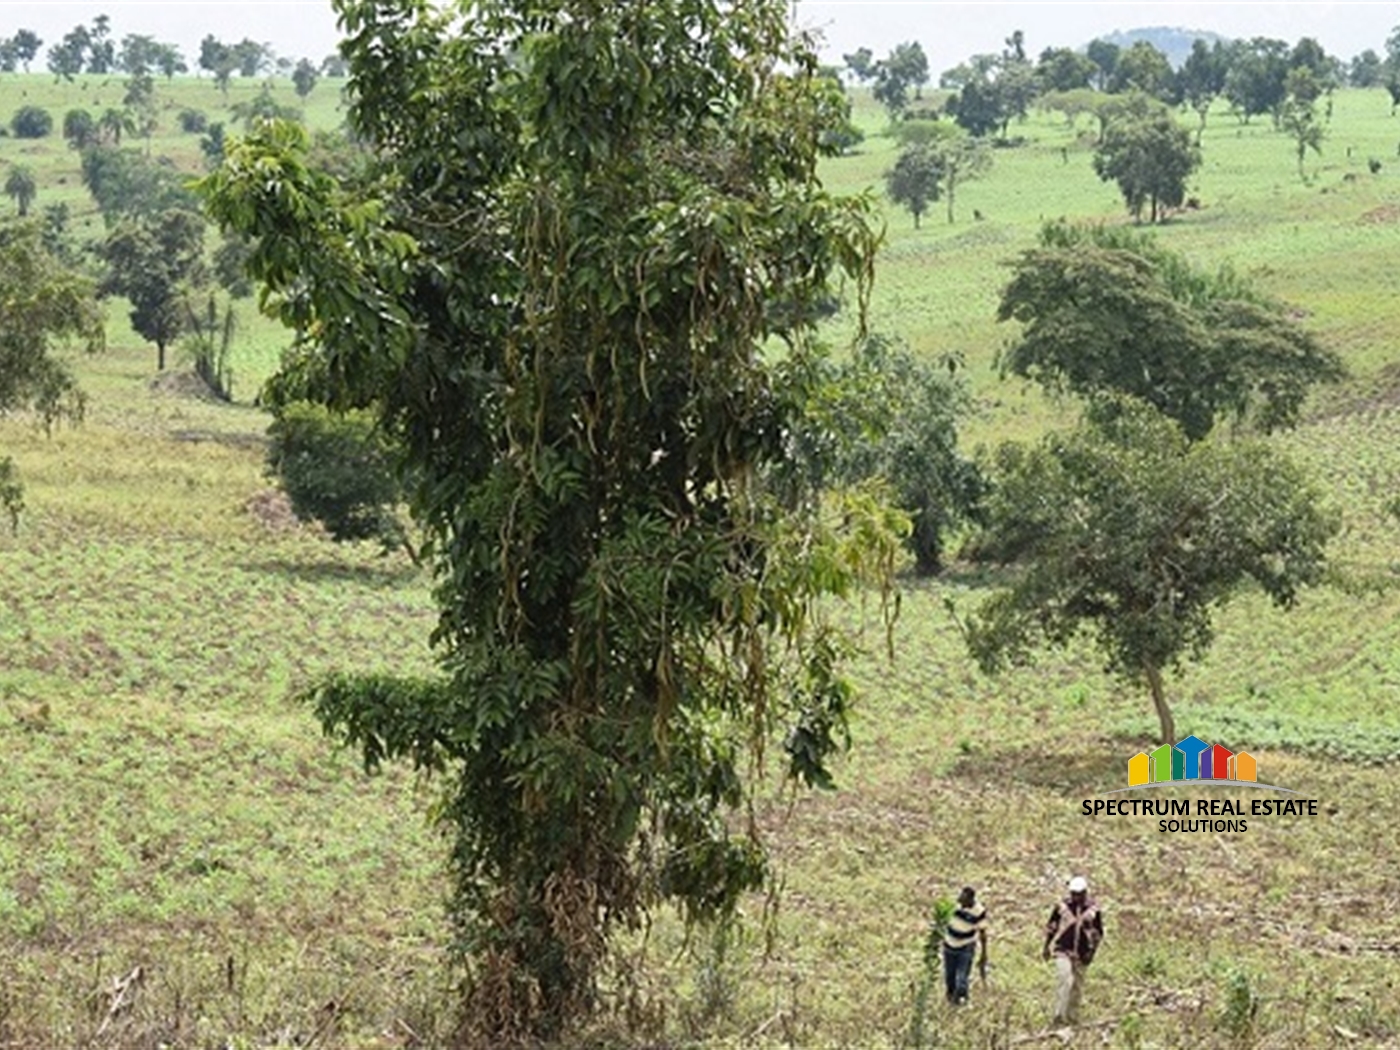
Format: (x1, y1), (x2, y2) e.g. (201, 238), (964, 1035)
(1041, 875), (1103, 1025)
(942, 885), (989, 1005)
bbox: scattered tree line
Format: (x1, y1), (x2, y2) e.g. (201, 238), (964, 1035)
(869, 22), (1400, 227)
(0, 15), (345, 87)
(852, 25), (1400, 129)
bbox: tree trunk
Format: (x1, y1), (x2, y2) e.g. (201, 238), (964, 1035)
(157, 340), (166, 371)
(1145, 662), (1173, 744)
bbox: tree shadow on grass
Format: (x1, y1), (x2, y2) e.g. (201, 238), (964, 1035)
(243, 554), (426, 591)
(944, 741), (1130, 795)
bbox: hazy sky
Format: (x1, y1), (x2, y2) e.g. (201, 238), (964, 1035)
(1, 2), (1395, 75)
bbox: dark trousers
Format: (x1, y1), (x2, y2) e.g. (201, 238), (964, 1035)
(942, 942), (975, 1003)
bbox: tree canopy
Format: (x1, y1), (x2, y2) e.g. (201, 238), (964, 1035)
(98, 208), (206, 369)
(199, 0), (895, 1040)
(884, 141), (941, 228)
(997, 222), (1345, 441)
(798, 335), (982, 576)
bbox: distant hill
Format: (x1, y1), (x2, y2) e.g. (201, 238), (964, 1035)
(1090, 26), (1230, 69)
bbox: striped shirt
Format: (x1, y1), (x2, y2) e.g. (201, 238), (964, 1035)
(943, 901), (988, 950)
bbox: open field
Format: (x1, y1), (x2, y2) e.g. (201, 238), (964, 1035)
(2, 70), (1400, 1047)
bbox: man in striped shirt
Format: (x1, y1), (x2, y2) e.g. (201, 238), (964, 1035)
(942, 885), (989, 1005)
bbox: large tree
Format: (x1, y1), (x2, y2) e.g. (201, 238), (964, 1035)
(997, 222), (1345, 441)
(965, 403), (1338, 745)
(1092, 104), (1200, 223)
(0, 221), (105, 525)
(199, 0), (894, 1041)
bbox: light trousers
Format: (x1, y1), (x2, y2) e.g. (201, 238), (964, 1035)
(1053, 954), (1085, 1023)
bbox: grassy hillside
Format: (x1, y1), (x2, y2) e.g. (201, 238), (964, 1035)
(2, 71), (1399, 1047)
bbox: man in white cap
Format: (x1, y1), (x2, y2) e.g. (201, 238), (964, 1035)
(1041, 874), (1103, 1024)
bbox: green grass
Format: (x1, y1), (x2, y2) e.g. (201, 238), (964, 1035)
(3, 72), (1400, 1047)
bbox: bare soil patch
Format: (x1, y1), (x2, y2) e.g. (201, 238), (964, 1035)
(1358, 203), (1400, 225)
(245, 488), (302, 533)
(148, 369), (227, 402)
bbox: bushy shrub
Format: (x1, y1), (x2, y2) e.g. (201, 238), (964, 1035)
(266, 401), (407, 549)
(62, 108), (96, 148)
(177, 108), (208, 134)
(11, 105), (53, 139)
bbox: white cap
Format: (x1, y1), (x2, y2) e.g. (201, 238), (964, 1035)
(1067, 876), (1088, 893)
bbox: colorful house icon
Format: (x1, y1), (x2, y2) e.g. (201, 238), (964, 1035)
(1126, 740), (1258, 785)
(1149, 741), (1183, 782)
(1235, 751), (1256, 782)
(1128, 752), (1149, 786)
(1176, 735), (1210, 779)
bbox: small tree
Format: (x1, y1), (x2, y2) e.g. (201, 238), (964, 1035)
(1035, 46), (1096, 93)
(62, 108), (97, 149)
(98, 208), (206, 370)
(1092, 105), (1200, 223)
(10, 105), (53, 139)
(946, 74), (1004, 138)
(4, 166), (37, 217)
(1085, 38), (1120, 91)
(930, 131), (991, 224)
(885, 142), (942, 228)
(1224, 36), (1291, 124)
(123, 72), (159, 153)
(1281, 69), (1325, 180)
(97, 107), (134, 145)
(12, 29), (42, 73)
(0, 222), (105, 525)
(292, 57), (319, 98)
(1179, 39), (1229, 143)
(177, 108), (208, 134)
(182, 292), (236, 401)
(154, 43), (186, 80)
(966, 403), (1338, 744)
(1386, 25), (1400, 115)
(46, 25), (89, 82)
(844, 46), (875, 83)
